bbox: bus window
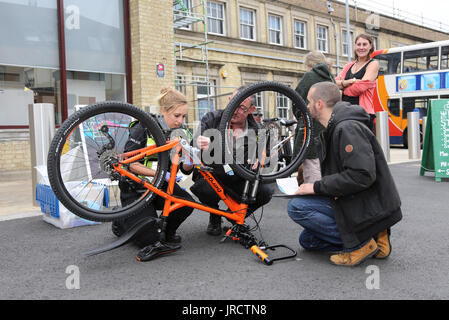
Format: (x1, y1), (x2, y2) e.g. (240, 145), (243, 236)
(441, 46), (449, 70)
(402, 97), (432, 118)
(387, 99), (400, 117)
(403, 48), (439, 73)
(373, 53), (401, 75)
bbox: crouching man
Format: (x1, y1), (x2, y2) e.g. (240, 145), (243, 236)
(287, 82), (402, 267)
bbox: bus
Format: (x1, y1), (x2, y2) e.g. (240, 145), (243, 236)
(371, 40), (449, 147)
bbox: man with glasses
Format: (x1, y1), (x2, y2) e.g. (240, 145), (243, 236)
(252, 111), (263, 124)
(189, 86), (275, 236)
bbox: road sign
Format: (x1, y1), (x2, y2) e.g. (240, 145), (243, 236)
(156, 63), (165, 78)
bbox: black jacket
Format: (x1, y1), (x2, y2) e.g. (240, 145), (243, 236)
(119, 114), (189, 195)
(192, 109), (259, 182)
(313, 102), (402, 248)
(293, 63), (335, 158)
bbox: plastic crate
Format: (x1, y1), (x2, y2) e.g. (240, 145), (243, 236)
(36, 183), (110, 218)
(36, 184), (60, 218)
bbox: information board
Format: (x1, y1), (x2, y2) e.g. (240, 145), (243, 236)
(420, 99), (449, 182)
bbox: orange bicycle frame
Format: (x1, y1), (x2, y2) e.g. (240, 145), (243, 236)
(114, 138), (248, 225)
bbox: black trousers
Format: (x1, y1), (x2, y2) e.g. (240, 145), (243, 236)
(121, 182), (194, 234)
(190, 175), (275, 217)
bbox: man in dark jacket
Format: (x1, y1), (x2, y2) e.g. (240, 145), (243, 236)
(190, 87), (274, 235)
(287, 82), (402, 267)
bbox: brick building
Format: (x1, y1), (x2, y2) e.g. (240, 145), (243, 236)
(0, 0), (447, 172)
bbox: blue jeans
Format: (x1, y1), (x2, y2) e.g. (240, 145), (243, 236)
(287, 195), (344, 252)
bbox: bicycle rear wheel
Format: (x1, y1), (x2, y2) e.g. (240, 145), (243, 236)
(218, 82), (312, 182)
(47, 101), (168, 222)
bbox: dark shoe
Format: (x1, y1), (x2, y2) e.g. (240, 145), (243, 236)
(136, 241), (181, 262)
(164, 232), (182, 244)
(206, 215), (222, 236)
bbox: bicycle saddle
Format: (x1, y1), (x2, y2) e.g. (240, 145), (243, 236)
(279, 119), (297, 127)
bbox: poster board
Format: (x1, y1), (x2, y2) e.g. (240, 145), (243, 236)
(420, 99), (449, 182)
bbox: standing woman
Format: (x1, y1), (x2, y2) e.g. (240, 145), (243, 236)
(293, 51), (335, 185)
(335, 34), (379, 131)
(113, 87), (194, 261)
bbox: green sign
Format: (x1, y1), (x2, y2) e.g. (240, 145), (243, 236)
(420, 99), (449, 182)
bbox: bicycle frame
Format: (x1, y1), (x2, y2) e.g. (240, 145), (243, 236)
(108, 137), (296, 265)
(114, 137), (248, 225)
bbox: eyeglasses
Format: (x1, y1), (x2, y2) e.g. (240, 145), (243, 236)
(236, 104), (252, 114)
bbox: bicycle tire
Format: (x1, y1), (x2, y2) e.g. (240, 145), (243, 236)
(47, 101), (168, 222)
(218, 81), (312, 182)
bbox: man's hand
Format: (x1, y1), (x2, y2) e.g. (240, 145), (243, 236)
(196, 136), (211, 150)
(294, 183), (315, 195)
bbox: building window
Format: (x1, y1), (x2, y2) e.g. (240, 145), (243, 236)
(196, 79), (216, 121)
(316, 25), (328, 53)
(1, 65), (62, 126)
(240, 8), (255, 40)
(372, 36), (379, 51)
(254, 91), (264, 116)
(294, 20), (306, 49)
(268, 15), (282, 45)
(341, 30), (354, 57)
(66, 71), (125, 117)
(207, 1), (225, 35)
(276, 92), (290, 119)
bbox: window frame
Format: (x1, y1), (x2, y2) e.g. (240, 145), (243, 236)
(276, 92), (290, 119)
(316, 25), (329, 53)
(268, 14), (283, 46)
(293, 19), (307, 49)
(207, 1), (226, 36)
(341, 29), (354, 57)
(239, 7), (256, 41)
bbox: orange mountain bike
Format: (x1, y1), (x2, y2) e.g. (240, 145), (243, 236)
(47, 82), (312, 265)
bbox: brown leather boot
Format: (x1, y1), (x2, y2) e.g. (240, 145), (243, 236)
(373, 229), (391, 259)
(330, 238), (379, 267)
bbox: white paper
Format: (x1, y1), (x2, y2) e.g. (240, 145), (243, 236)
(276, 177), (299, 195)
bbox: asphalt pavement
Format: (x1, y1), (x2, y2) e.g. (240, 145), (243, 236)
(0, 158), (448, 300)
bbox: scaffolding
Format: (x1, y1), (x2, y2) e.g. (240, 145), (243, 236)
(173, 0), (213, 127)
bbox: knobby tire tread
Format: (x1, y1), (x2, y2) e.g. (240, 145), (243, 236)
(47, 101), (168, 222)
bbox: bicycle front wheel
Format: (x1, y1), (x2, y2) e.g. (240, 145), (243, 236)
(218, 82), (312, 182)
(47, 101), (168, 222)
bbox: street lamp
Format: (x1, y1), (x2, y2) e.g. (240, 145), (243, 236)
(327, 1), (340, 74)
(345, 0), (352, 63)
